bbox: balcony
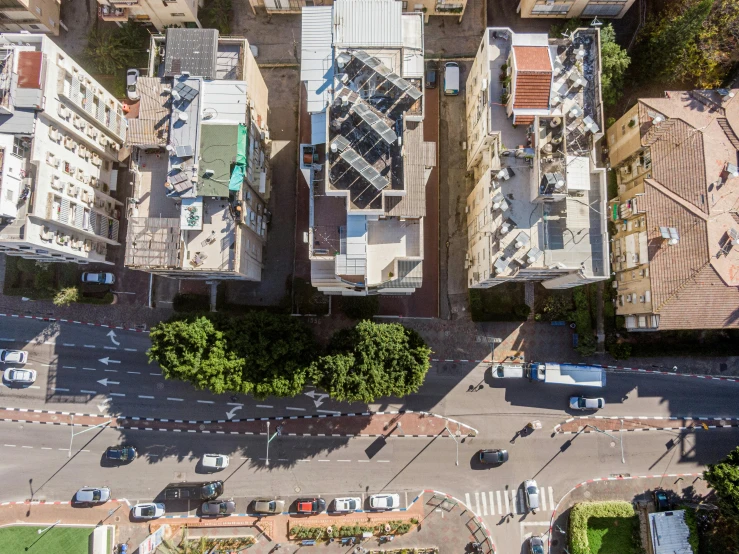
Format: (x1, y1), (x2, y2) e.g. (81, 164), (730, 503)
(56, 70), (126, 141)
(435, 3), (464, 13)
(98, 5), (129, 21)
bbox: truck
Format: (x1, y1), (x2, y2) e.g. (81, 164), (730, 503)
(164, 481), (223, 501)
(528, 362), (605, 388)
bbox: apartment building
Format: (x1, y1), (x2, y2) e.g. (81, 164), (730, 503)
(0, 34), (126, 265)
(465, 28), (609, 289)
(518, 0), (635, 18)
(607, 88), (739, 331)
(0, 0), (60, 35)
(251, 0), (466, 22)
(97, 0), (199, 31)
(124, 28), (271, 281)
(300, 0), (436, 296)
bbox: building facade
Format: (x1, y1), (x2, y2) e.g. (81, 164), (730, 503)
(0, 0), (60, 35)
(0, 33), (126, 265)
(607, 88), (739, 331)
(97, 0), (200, 31)
(250, 0), (466, 22)
(465, 28), (609, 289)
(124, 29), (271, 281)
(517, 0), (635, 18)
(300, 0), (436, 296)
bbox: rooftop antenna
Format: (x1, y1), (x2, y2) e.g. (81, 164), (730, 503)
(590, 17), (603, 27)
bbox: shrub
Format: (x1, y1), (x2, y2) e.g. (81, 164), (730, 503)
(77, 292), (115, 305)
(569, 501), (635, 554)
(396, 523), (412, 534)
(172, 293), (210, 313)
(341, 295), (380, 320)
(513, 304), (531, 319)
(54, 287), (79, 307)
(608, 341), (632, 360)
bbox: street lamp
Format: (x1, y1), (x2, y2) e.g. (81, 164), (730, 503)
(37, 520), (60, 534)
(445, 424), (461, 466)
(68, 416), (113, 458)
(265, 422), (281, 467)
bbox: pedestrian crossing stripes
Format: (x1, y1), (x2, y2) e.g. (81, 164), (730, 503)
(464, 486), (555, 517)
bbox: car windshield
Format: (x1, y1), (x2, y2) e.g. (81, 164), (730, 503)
(269, 501), (276, 511)
(92, 490), (101, 501)
(527, 486), (538, 495)
(578, 398), (587, 408)
(202, 484), (216, 496)
(219, 503), (228, 513)
(141, 507), (154, 516)
(532, 545), (544, 554)
(127, 84), (136, 91)
(345, 500), (355, 509)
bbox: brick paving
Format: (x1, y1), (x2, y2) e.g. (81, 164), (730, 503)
(555, 415), (739, 434)
(0, 407), (478, 438)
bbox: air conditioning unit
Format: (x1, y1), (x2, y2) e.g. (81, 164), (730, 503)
(626, 294), (633, 303)
(639, 295), (645, 303)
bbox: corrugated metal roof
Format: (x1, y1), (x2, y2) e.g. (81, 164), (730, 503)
(0, 108), (35, 134)
(649, 510), (693, 554)
(301, 6), (333, 114)
(333, 0), (403, 48)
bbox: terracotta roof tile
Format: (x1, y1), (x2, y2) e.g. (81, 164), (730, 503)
(513, 72), (551, 110)
(513, 46), (551, 72)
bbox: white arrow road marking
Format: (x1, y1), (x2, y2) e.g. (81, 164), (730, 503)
(226, 405), (243, 420)
(107, 330), (120, 346)
(304, 390), (329, 407)
(97, 398), (110, 412)
(99, 357), (120, 365)
(97, 378), (120, 386)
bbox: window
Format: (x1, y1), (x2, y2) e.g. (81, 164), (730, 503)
(402, 1), (408, 8)
(582, 2), (626, 17)
(162, 0), (177, 4)
(531, 2), (570, 15)
(35, 6), (41, 14)
(171, 12), (185, 15)
(29, 24), (40, 30)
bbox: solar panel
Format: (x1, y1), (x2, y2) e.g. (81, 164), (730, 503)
(406, 86), (422, 101)
(331, 135), (350, 152)
(339, 147), (387, 190)
(340, 148), (361, 166)
(351, 50), (392, 77)
(372, 120), (397, 144)
(387, 73), (411, 91)
(175, 145), (194, 158)
(352, 103), (397, 143)
(173, 81), (199, 102)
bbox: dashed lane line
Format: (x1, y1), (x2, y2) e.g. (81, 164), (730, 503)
(83, 345), (96, 349)
(110, 393), (126, 397)
(82, 368), (96, 371)
(286, 407), (306, 411)
(127, 371), (141, 375)
(80, 390), (96, 394)
(139, 395), (154, 399)
(257, 405), (274, 409)
(197, 400), (215, 405)
(124, 348), (137, 352)
(167, 398), (184, 402)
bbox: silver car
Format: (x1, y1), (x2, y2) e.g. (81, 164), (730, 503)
(81, 272), (115, 285)
(569, 396), (605, 411)
(75, 487), (111, 505)
(126, 69), (140, 101)
(524, 480), (539, 512)
(131, 503), (165, 519)
(202, 499), (236, 516)
(3, 368), (36, 385)
(0, 349), (28, 364)
(333, 497), (361, 513)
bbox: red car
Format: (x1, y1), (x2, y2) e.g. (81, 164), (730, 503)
(296, 498), (326, 514)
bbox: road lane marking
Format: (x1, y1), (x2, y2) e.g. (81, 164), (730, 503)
(22, 446), (32, 449)
(286, 407), (306, 411)
(540, 488), (547, 511)
(51, 387), (69, 392)
(110, 393), (126, 397)
(489, 492), (495, 515)
(256, 404), (273, 408)
(62, 366), (76, 369)
(150, 372), (162, 376)
(0, 338), (14, 341)
(83, 345), (96, 348)
(197, 400), (215, 404)
(4, 444), (15, 447)
(358, 460), (370, 463)
(28, 385), (40, 389)
(82, 368), (96, 371)
(318, 459), (330, 462)
(376, 460), (390, 463)
(62, 343), (75, 347)
(104, 370), (117, 373)
(127, 371), (141, 375)
(139, 395), (154, 399)
(103, 347), (117, 351)
(41, 447), (51, 450)
(124, 348), (137, 352)
(317, 409), (341, 414)
(517, 490), (523, 514)
(503, 490), (509, 514)
(80, 390), (97, 394)
(167, 398), (184, 402)
(337, 460), (351, 463)
(496, 491), (502, 514)
(548, 487), (554, 510)
(480, 491), (487, 516)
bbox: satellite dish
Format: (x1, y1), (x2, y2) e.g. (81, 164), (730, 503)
(178, 111), (188, 122)
(203, 169), (215, 178)
(171, 90), (181, 101)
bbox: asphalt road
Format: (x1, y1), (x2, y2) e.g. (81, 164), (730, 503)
(2, 318), (739, 551)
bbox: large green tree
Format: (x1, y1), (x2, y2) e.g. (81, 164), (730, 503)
(313, 320), (432, 403)
(703, 446), (739, 551)
(599, 24), (630, 108)
(148, 313), (317, 399)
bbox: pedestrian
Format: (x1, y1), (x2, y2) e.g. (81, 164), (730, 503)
(510, 430), (520, 443)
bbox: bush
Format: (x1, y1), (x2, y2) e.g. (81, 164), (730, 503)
(572, 287), (597, 356)
(77, 293), (115, 305)
(396, 523), (412, 534)
(538, 293), (574, 322)
(54, 287), (79, 307)
(681, 507), (700, 553)
(513, 304), (531, 319)
(172, 293), (210, 313)
(569, 501), (635, 554)
(608, 341), (632, 360)
(341, 295), (379, 320)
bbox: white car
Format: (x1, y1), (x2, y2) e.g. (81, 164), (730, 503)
(333, 497), (362, 513)
(524, 480), (539, 512)
(75, 487), (111, 505)
(569, 396), (605, 411)
(126, 69), (140, 101)
(0, 349), (28, 364)
(131, 503), (165, 519)
(369, 493), (400, 510)
(202, 453), (229, 470)
(81, 272), (115, 285)
(3, 368), (36, 385)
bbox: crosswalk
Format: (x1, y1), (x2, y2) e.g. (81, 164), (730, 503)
(464, 485), (555, 517)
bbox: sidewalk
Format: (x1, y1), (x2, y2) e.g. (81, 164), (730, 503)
(555, 415), (739, 434)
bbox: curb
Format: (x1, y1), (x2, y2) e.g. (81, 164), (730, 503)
(0, 312), (149, 333)
(546, 472), (704, 554)
(0, 498), (131, 507)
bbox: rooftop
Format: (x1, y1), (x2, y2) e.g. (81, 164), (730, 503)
(164, 29), (219, 80)
(198, 124), (239, 197)
(649, 510), (693, 554)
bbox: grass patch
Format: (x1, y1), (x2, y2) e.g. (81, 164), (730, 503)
(586, 517), (639, 554)
(0, 525), (93, 554)
(469, 282), (529, 322)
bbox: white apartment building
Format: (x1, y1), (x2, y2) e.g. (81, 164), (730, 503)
(0, 33), (126, 265)
(465, 28), (609, 289)
(124, 29), (271, 281)
(300, 0), (436, 296)
(97, 0), (200, 31)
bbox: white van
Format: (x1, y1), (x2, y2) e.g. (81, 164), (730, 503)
(444, 62), (459, 96)
(491, 364), (525, 379)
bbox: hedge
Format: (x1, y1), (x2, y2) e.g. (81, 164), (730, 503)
(569, 501), (635, 554)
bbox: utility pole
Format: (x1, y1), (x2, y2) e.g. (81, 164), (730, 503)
(69, 417), (112, 458)
(265, 422), (281, 467)
(445, 424), (461, 466)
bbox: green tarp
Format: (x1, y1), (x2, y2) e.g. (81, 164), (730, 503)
(229, 123), (248, 192)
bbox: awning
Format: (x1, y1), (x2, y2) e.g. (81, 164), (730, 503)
(229, 123), (248, 192)
(311, 111), (327, 145)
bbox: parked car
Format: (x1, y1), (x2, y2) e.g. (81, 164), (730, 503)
(425, 68), (437, 89)
(74, 487), (111, 505)
(253, 498), (285, 514)
(164, 481), (223, 501)
(333, 497), (361, 513)
(131, 503), (165, 520)
(81, 272), (115, 285)
(126, 69), (140, 101)
(0, 349), (28, 364)
(3, 368), (36, 385)
(202, 499), (236, 516)
(479, 449), (509, 465)
(369, 493), (400, 510)
(529, 536), (545, 554)
(296, 498), (326, 514)
(444, 62), (459, 95)
(105, 445), (137, 464)
(201, 453), (229, 470)
(524, 480), (539, 513)
(569, 396), (605, 411)
(653, 489), (669, 511)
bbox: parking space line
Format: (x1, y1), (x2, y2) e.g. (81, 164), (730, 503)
(80, 390), (96, 394)
(104, 369), (117, 373)
(540, 488), (547, 511)
(110, 393), (126, 397)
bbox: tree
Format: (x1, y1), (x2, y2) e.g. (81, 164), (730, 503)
(84, 23), (147, 76)
(54, 287), (79, 307)
(703, 446), (739, 551)
(147, 313), (317, 399)
(341, 295), (379, 320)
(599, 24), (630, 107)
(638, 0), (736, 87)
(313, 321), (431, 403)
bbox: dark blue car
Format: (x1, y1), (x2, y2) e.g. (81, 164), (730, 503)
(105, 445), (137, 463)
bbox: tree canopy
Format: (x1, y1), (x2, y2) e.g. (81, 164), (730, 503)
(313, 320), (432, 403)
(599, 24), (630, 108)
(148, 313), (317, 399)
(703, 446), (739, 551)
(639, 0), (738, 88)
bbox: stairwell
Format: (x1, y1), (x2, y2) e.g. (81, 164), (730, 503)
(718, 118), (739, 151)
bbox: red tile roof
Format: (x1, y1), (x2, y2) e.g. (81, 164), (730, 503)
(513, 46), (551, 71)
(513, 72), (551, 110)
